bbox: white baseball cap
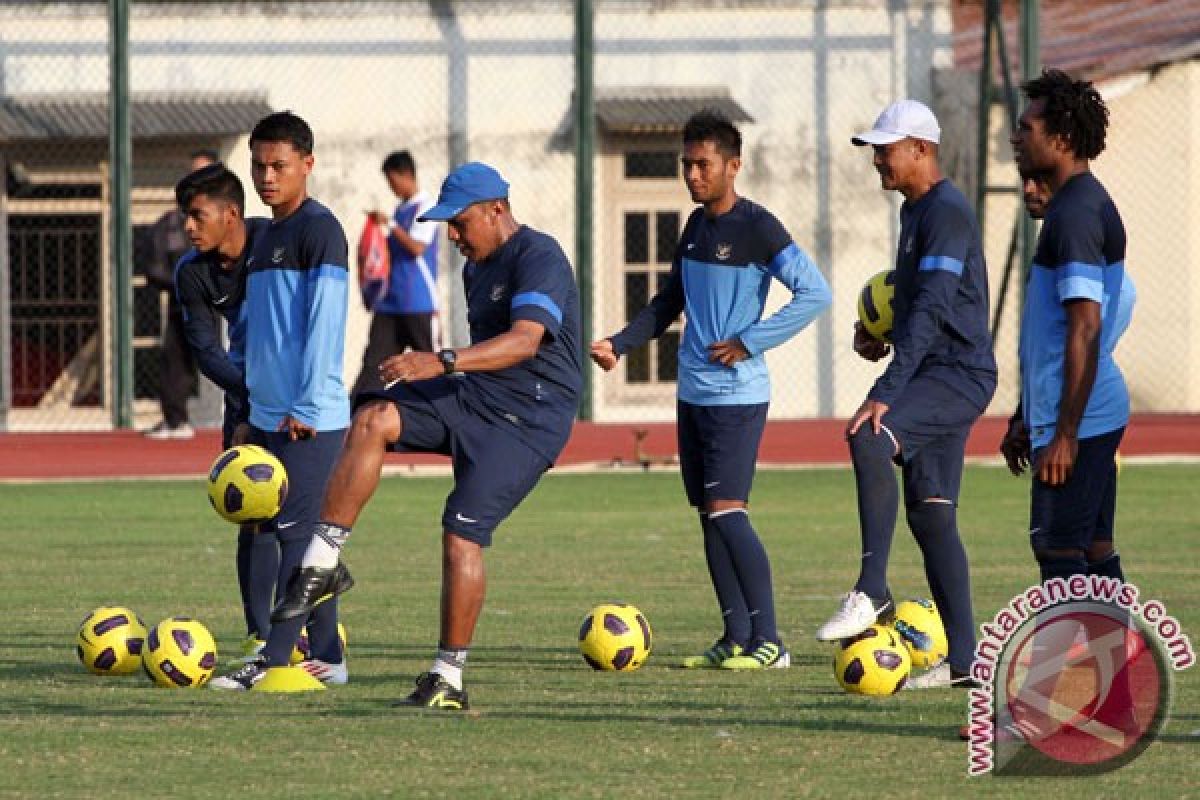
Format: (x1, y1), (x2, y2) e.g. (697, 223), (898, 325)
(851, 99), (941, 146)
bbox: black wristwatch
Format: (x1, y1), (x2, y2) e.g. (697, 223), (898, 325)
(437, 348), (457, 374)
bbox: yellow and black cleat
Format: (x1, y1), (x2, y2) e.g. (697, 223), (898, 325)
(394, 671), (470, 711)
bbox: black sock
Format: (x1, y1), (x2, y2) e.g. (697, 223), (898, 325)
(1088, 551), (1125, 581)
(238, 525), (280, 639)
(701, 513), (750, 646)
(1039, 554), (1087, 583)
(907, 501), (976, 673)
(848, 427), (898, 603)
(710, 509), (777, 644)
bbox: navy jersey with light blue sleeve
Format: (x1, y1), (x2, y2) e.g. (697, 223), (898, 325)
(459, 225), (582, 462)
(174, 218), (268, 420)
(869, 179), (996, 410)
(1019, 172), (1129, 448)
(244, 199), (351, 432)
(610, 197), (831, 406)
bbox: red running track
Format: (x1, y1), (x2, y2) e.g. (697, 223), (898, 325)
(1, 414), (1197, 481)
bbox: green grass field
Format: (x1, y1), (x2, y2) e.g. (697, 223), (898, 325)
(2, 465), (1197, 798)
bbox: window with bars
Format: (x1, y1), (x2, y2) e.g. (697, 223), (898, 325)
(622, 208), (681, 384)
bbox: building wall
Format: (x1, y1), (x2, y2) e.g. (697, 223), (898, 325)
(11, 1), (1086, 427)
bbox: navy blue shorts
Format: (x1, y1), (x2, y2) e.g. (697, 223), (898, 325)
(254, 426), (346, 544)
(881, 375), (984, 507)
(359, 376), (550, 546)
(677, 400), (768, 508)
(1030, 427), (1124, 553)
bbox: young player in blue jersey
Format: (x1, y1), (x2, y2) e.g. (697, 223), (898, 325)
(815, 100), (997, 691)
(173, 163), (278, 657)
(1008, 70), (1132, 584)
(211, 112), (353, 690)
(269, 162), (583, 709)
(592, 110), (833, 670)
(353, 150), (441, 397)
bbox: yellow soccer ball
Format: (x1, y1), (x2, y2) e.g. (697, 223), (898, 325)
(857, 270), (896, 341)
(892, 598), (949, 669)
(142, 617), (218, 688)
(76, 606), (147, 675)
(207, 445), (288, 524)
(579, 603), (652, 672)
(833, 624), (912, 696)
(291, 622), (349, 664)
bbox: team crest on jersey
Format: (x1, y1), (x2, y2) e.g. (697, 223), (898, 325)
(715, 243), (733, 261)
(271, 247), (286, 264)
(490, 284), (506, 302)
(904, 237), (914, 255)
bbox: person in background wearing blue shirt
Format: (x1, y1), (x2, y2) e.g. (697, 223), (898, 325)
(211, 111), (353, 690)
(354, 150), (440, 397)
(1008, 70), (1132, 585)
(592, 110), (833, 671)
(815, 100), (997, 692)
(270, 162), (583, 710)
(173, 163), (277, 660)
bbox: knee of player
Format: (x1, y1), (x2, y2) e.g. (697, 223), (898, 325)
(1033, 546), (1085, 563)
(351, 399), (400, 443)
(847, 425), (896, 461)
(1085, 540), (1114, 563)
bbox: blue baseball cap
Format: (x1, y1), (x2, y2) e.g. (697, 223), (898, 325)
(418, 161), (510, 221)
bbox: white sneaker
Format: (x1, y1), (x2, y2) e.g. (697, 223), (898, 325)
(907, 661), (980, 690)
(815, 590), (886, 641)
(298, 658), (348, 685)
(144, 422), (194, 440)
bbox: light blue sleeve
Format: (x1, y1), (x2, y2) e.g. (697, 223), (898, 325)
(290, 265), (348, 426)
(738, 242), (832, 355)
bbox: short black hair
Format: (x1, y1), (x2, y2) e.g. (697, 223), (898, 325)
(381, 150), (416, 176)
(249, 111), (314, 155)
(190, 148), (219, 164)
(682, 109), (742, 158)
(1021, 68), (1108, 160)
(175, 163), (245, 215)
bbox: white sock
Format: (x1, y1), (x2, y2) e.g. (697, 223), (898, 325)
(301, 522), (350, 569)
(431, 646), (468, 690)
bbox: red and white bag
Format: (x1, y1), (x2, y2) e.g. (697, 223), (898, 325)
(356, 216), (391, 311)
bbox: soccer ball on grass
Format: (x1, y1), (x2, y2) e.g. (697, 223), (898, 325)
(142, 617), (218, 688)
(579, 603), (652, 672)
(833, 624), (911, 696)
(891, 598), (948, 669)
(76, 606), (147, 675)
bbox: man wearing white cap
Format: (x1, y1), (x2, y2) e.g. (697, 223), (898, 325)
(815, 100), (997, 691)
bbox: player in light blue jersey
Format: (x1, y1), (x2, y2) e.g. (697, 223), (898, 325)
(592, 111), (832, 670)
(1008, 71), (1133, 585)
(211, 111), (352, 691)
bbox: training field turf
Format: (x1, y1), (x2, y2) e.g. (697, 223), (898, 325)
(2, 465), (1197, 798)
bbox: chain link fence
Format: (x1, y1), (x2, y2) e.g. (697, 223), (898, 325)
(0, 0), (1195, 433)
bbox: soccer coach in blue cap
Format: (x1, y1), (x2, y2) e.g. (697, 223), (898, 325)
(271, 161), (583, 710)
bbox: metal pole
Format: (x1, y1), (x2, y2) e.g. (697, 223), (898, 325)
(109, 0), (133, 428)
(1019, 0), (1040, 289)
(974, 0), (996, 231)
(574, 0), (594, 421)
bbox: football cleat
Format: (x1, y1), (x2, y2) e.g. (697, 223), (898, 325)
(815, 590), (892, 641)
(394, 671), (469, 711)
(906, 661), (981, 690)
(298, 658), (349, 686)
(721, 639), (790, 670)
(680, 640), (743, 669)
(209, 656), (269, 691)
(227, 635), (266, 666)
(270, 562), (355, 623)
